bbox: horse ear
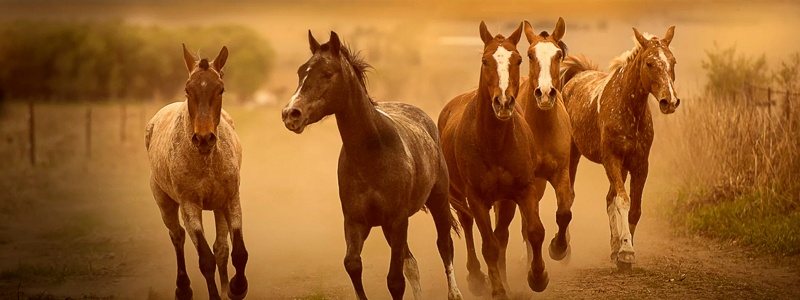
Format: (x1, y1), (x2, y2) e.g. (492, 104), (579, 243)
(632, 27), (649, 47)
(552, 17), (566, 42)
(662, 26), (675, 47)
(524, 20), (535, 44)
(213, 46), (228, 71)
(507, 21), (523, 46)
(308, 30), (320, 54)
(479, 21), (494, 45)
(182, 43), (196, 74)
(329, 31), (341, 56)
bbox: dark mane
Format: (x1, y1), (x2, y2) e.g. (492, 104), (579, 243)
(199, 58), (209, 70)
(321, 41), (376, 105)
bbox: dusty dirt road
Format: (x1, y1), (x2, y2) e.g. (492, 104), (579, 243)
(1, 105), (798, 300)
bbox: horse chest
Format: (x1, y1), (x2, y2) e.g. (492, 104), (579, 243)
(475, 165), (529, 200)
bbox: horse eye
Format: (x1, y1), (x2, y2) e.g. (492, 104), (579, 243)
(646, 61), (654, 67)
(528, 53), (534, 60)
(516, 59), (522, 66)
(220, 88), (225, 95)
(482, 58), (488, 66)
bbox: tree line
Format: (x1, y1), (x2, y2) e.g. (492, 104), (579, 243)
(0, 20), (274, 102)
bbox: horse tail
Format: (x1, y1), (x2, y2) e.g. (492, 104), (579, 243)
(561, 54), (598, 86)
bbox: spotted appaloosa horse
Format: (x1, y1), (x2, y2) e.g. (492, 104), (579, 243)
(499, 17), (574, 264)
(561, 27), (680, 270)
(438, 21), (550, 299)
(281, 31), (462, 300)
(145, 44), (248, 300)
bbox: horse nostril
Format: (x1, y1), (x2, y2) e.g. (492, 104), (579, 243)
(288, 108), (302, 119)
(508, 95), (516, 106)
(493, 96), (501, 105)
(548, 88), (557, 98)
(207, 133), (217, 145)
(675, 98), (681, 107)
(534, 87), (543, 99)
(659, 99), (669, 110)
(191, 134), (201, 146)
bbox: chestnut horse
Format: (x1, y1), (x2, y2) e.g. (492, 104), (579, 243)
(560, 27), (680, 269)
(281, 31), (462, 300)
(500, 17), (574, 264)
(145, 44), (248, 300)
(439, 21), (550, 299)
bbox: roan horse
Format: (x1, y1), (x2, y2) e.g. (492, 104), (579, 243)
(145, 44), (248, 300)
(560, 27), (680, 269)
(495, 17), (574, 265)
(281, 31), (463, 300)
(438, 22), (550, 299)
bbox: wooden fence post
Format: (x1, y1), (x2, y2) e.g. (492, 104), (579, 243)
(28, 101), (35, 166)
(86, 105), (92, 158)
(120, 103), (126, 143)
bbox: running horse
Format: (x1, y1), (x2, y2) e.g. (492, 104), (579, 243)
(560, 27), (680, 269)
(145, 44), (248, 300)
(439, 21), (550, 299)
(281, 31), (463, 300)
(494, 17), (574, 265)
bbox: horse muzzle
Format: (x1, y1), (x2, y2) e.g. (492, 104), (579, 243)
(281, 106), (308, 134)
(534, 86), (559, 110)
(492, 95), (516, 121)
(658, 98), (680, 114)
(191, 132), (217, 155)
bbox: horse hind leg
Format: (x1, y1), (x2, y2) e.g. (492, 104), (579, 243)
(382, 219), (410, 300)
(225, 198), (249, 300)
(153, 188), (192, 300)
(213, 210), (230, 297)
(427, 183), (463, 300)
(181, 203), (221, 300)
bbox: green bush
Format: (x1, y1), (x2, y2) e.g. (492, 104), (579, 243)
(0, 20), (274, 102)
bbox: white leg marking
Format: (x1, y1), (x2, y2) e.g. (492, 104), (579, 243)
(288, 66), (312, 107)
(493, 46), (513, 101)
(608, 195), (634, 255)
(446, 262), (462, 300)
(404, 256), (423, 300)
(533, 42), (560, 95)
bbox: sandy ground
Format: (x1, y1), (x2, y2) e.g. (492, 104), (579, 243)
(1, 0), (800, 299)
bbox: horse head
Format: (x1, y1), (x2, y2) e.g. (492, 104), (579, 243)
(479, 21), (524, 121)
(632, 26), (680, 114)
(524, 18), (567, 110)
(182, 44), (227, 155)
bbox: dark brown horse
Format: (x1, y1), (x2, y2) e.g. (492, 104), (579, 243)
(561, 27), (679, 269)
(281, 31), (462, 300)
(145, 44), (248, 300)
(438, 21), (549, 299)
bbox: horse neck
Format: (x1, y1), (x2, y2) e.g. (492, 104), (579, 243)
(475, 76), (515, 147)
(333, 70), (389, 157)
(610, 56), (650, 118)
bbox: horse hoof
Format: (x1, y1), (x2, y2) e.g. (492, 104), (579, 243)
(467, 272), (487, 296)
(448, 289), (464, 300)
(174, 287), (193, 300)
(527, 270), (549, 292)
(227, 275), (248, 300)
(614, 250), (635, 271)
(548, 237), (570, 261)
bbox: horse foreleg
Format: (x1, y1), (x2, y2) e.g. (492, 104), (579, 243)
(518, 187), (548, 293)
(225, 197), (249, 300)
(549, 169), (573, 262)
(383, 219), (409, 300)
(213, 210), (230, 297)
(603, 158), (634, 269)
(628, 161), (649, 244)
(181, 203), (221, 300)
(467, 194), (508, 299)
(493, 200), (515, 290)
(153, 187), (192, 300)
(428, 184), (463, 300)
(458, 209), (486, 296)
(344, 219), (371, 300)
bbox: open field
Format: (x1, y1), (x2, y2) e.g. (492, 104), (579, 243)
(1, 0), (800, 299)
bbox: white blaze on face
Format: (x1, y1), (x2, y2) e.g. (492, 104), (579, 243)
(289, 66), (312, 106)
(493, 46), (513, 101)
(659, 49), (677, 103)
(533, 42), (560, 94)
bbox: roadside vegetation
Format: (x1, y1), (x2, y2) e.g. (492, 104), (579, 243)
(668, 43), (800, 256)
